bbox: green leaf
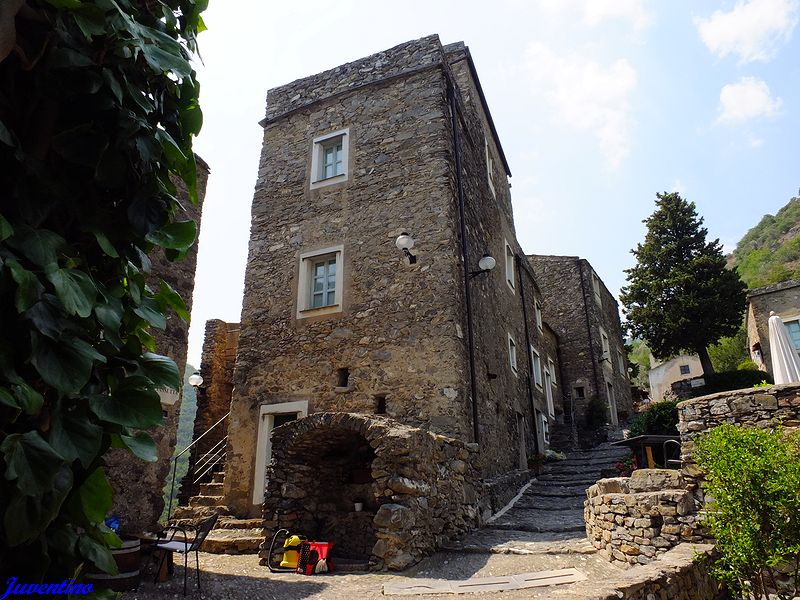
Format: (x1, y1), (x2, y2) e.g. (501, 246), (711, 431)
(78, 534), (118, 575)
(4, 464), (72, 546)
(156, 279), (189, 320)
(49, 408), (103, 468)
(79, 467), (113, 524)
(118, 432), (158, 462)
(0, 119), (17, 147)
(89, 382), (162, 429)
(155, 128), (187, 165)
(138, 41), (192, 77)
(0, 213), (13, 241)
(52, 124), (108, 168)
(137, 352), (180, 390)
(11, 382), (44, 415)
(145, 220), (196, 252)
(6, 258), (44, 312)
(0, 387), (20, 410)
(45, 0), (83, 8)
(47, 268), (97, 318)
(133, 297), (167, 329)
(25, 296), (67, 339)
(31, 334), (105, 395)
(93, 231), (119, 258)
(1, 431), (65, 496)
(7, 226), (66, 270)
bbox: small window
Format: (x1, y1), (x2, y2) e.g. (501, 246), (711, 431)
(547, 357), (556, 386)
(599, 328), (610, 362)
(337, 368), (350, 387)
(679, 364), (690, 375)
(485, 138), (495, 198)
(505, 241), (515, 292)
(535, 300), (543, 332)
(310, 129), (349, 189)
(374, 395), (387, 414)
(531, 346), (542, 388)
(538, 411), (550, 445)
(297, 245), (344, 318)
(592, 272), (602, 306)
(574, 386), (585, 399)
(508, 334), (518, 375)
(784, 319), (800, 351)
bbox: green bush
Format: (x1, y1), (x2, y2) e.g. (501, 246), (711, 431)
(695, 423), (800, 599)
(628, 399), (678, 437)
(692, 369), (773, 397)
(737, 359), (759, 371)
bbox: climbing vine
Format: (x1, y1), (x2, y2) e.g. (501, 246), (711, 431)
(0, 0), (206, 586)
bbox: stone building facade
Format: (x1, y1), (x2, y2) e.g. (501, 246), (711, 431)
(528, 255), (633, 431)
(746, 279), (800, 376)
(648, 354), (703, 401)
(209, 35), (564, 527)
(105, 159), (209, 535)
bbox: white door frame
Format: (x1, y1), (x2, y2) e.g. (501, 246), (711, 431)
(606, 382), (619, 426)
(252, 400), (308, 506)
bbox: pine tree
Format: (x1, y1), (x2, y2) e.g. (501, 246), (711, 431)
(620, 192), (747, 376)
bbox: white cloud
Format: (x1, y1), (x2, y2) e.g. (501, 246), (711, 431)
(695, 0), (799, 63)
(538, 0), (653, 33)
(670, 179), (687, 195)
(748, 135), (765, 147)
(717, 77), (782, 123)
(524, 42), (637, 168)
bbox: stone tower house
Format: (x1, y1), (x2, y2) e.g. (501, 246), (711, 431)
(219, 35), (563, 518)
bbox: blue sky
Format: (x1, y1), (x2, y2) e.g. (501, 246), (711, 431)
(187, 0), (800, 366)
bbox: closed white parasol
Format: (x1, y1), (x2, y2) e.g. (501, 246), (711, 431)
(767, 311), (800, 384)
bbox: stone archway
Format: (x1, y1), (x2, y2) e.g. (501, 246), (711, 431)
(259, 412), (485, 570)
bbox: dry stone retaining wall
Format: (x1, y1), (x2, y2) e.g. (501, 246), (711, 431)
(259, 413), (486, 571)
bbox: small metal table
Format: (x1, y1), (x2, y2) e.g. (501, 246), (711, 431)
(611, 434), (681, 469)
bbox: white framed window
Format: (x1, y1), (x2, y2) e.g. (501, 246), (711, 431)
(599, 328), (610, 363)
(538, 410), (550, 445)
(618, 350), (627, 377)
(297, 245), (344, 318)
(544, 366), (555, 417)
(508, 334), (518, 375)
(592, 271), (602, 307)
(782, 317), (800, 353)
(505, 240), (515, 293)
(547, 357), (556, 387)
(310, 128), (349, 189)
(485, 138), (495, 198)
(534, 300), (543, 332)
(530, 346), (542, 388)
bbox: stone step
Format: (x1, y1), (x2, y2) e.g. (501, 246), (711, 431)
(526, 484), (591, 497)
(536, 474), (599, 485)
(217, 518), (265, 530)
(488, 509), (586, 534)
(566, 446), (630, 458)
(199, 482), (223, 495)
(201, 528), (264, 554)
(212, 471), (225, 484)
(541, 463), (607, 476)
(171, 504), (232, 521)
(443, 530), (596, 556)
(514, 495), (585, 510)
(189, 494), (225, 508)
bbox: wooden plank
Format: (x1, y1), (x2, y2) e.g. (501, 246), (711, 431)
(383, 568), (586, 596)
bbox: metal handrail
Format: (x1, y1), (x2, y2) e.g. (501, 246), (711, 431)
(192, 436), (227, 472)
(166, 411), (230, 522)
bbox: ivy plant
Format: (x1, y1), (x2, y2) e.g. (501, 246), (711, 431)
(695, 423), (800, 599)
(0, 0), (206, 586)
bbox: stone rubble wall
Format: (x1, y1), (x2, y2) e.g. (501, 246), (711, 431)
(259, 413), (487, 571)
(584, 469), (705, 565)
(550, 543), (724, 600)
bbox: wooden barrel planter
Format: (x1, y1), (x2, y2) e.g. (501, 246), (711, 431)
(85, 538), (141, 592)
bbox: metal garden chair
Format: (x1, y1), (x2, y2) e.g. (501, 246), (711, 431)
(153, 513), (218, 596)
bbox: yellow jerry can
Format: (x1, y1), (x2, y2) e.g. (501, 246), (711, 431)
(280, 535), (304, 569)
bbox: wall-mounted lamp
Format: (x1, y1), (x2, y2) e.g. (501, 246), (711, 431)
(469, 253), (496, 277)
(395, 232), (417, 264)
(188, 372), (203, 388)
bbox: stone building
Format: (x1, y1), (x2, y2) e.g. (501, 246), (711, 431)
(105, 159), (209, 535)
(648, 354), (703, 401)
(180, 35), (628, 567)
(746, 280), (800, 376)
(528, 255), (633, 432)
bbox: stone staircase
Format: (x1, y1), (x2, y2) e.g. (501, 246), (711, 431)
(445, 442), (631, 555)
(171, 471), (264, 554)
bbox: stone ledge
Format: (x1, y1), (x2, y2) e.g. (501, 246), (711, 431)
(550, 543), (722, 599)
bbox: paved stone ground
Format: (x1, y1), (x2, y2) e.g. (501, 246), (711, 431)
(123, 445), (631, 599)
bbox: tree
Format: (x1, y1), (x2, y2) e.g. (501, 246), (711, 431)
(708, 324), (749, 372)
(0, 0), (206, 586)
(620, 192), (747, 376)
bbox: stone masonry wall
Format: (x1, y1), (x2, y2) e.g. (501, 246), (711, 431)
(105, 160), (209, 534)
(745, 280), (800, 377)
(227, 35), (547, 515)
(258, 413), (485, 571)
(529, 256), (632, 435)
(177, 318), (238, 505)
(585, 469), (704, 565)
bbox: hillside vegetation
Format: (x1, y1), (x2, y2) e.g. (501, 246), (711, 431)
(731, 193), (800, 288)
